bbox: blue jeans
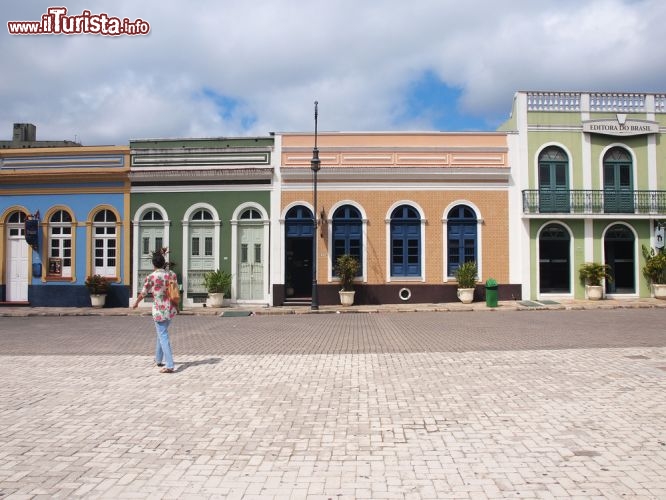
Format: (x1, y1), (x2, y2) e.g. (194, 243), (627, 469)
(154, 319), (174, 369)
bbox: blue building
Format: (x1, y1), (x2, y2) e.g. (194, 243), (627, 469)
(0, 125), (130, 306)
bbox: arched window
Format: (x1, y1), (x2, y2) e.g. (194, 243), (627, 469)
(603, 147), (634, 213)
(447, 205), (477, 276)
(92, 209), (117, 277)
(48, 209), (73, 277)
(390, 205), (421, 277)
(332, 205), (362, 276)
(7, 210), (26, 237)
(285, 205), (314, 237)
(538, 146), (569, 213)
(240, 208), (262, 220)
(539, 223), (570, 293)
(142, 209), (163, 221)
(191, 209), (214, 221)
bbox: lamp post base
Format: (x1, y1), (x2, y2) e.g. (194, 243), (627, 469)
(311, 282), (319, 310)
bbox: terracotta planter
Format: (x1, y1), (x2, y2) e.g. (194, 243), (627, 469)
(90, 294), (106, 308)
(585, 285), (603, 300)
(457, 288), (474, 304)
(339, 290), (355, 306)
(207, 292), (225, 308)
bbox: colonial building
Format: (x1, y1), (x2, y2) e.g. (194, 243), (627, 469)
(503, 91), (666, 300)
(274, 131), (519, 305)
(129, 137), (275, 307)
(0, 124), (131, 306)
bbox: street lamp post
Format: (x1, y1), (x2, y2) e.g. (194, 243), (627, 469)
(311, 101), (321, 310)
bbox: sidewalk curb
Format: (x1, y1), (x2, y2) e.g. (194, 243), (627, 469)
(2, 299), (666, 317)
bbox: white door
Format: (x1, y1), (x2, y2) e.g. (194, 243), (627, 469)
(238, 225), (264, 300)
(188, 225), (215, 294)
(138, 226), (164, 286)
(7, 235), (29, 302)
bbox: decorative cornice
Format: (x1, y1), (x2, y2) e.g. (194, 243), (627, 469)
(131, 149), (271, 168)
(282, 148), (507, 169)
(129, 167), (273, 182)
(0, 154), (126, 170)
(280, 166), (510, 183)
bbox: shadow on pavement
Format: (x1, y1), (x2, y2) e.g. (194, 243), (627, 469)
(175, 357), (222, 372)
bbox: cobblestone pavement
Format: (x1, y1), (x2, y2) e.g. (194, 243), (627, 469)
(1, 307), (665, 499)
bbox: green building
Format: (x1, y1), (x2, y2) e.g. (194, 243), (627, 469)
(503, 91), (666, 300)
(130, 137), (274, 307)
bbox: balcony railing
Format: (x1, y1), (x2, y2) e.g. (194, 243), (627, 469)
(523, 190), (666, 215)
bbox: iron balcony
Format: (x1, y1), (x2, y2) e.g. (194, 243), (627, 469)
(522, 189), (666, 215)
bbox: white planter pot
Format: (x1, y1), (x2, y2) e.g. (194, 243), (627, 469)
(207, 292), (225, 308)
(90, 294), (106, 308)
(457, 288), (474, 304)
(339, 290), (355, 307)
(652, 284), (666, 299)
(585, 285), (603, 300)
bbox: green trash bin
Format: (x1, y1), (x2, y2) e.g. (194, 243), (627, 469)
(485, 278), (498, 307)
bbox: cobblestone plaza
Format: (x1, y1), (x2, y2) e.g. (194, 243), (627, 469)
(1, 306), (665, 499)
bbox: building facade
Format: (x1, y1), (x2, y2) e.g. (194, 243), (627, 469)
(129, 137), (275, 307)
(504, 91), (666, 300)
(274, 132), (519, 305)
(0, 137), (131, 306)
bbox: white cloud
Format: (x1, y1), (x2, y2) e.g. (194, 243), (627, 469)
(1, 0), (664, 144)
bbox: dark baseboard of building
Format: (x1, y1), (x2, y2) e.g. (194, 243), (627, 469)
(27, 284), (131, 308)
(274, 283), (523, 306)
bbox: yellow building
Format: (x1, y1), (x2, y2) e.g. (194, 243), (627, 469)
(273, 132), (516, 305)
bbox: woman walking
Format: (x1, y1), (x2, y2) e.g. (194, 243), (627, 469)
(132, 249), (178, 373)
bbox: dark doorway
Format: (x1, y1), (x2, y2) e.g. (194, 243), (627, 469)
(285, 238), (313, 298)
(285, 206), (314, 300)
(604, 224), (635, 294)
(539, 223), (570, 293)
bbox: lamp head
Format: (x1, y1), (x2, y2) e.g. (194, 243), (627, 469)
(310, 147), (321, 172)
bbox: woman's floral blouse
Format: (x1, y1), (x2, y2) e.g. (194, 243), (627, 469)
(140, 269), (178, 322)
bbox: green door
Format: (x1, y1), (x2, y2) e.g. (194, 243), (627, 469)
(538, 147), (570, 213)
(604, 147), (634, 213)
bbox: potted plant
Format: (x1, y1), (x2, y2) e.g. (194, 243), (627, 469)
(642, 245), (666, 299)
(455, 261), (477, 304)
(85, 274), (110, 308)
(203, 269), (232, 307)
(578, 262), (613, 300)
(335, 254), (360, 306)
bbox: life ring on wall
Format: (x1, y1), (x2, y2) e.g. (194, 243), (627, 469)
(398, 288), (411, 301)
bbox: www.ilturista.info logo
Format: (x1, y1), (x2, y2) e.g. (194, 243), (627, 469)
(7, 7), (150, 36)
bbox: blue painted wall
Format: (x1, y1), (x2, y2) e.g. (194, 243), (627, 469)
(3, 191), (129, 306)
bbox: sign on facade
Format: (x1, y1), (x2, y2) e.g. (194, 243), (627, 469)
(24, 219), (39, 248)
(583, 116), (659, 137)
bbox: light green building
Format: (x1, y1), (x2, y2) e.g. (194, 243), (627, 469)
(502, 91), (666, 300)
(130, 137), (274, 307)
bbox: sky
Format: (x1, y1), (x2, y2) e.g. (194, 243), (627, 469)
(1, 0), (665, 146)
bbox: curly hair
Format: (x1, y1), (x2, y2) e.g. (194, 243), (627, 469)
(151, 252), (166, 269)
(150, 247), (176, 270)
